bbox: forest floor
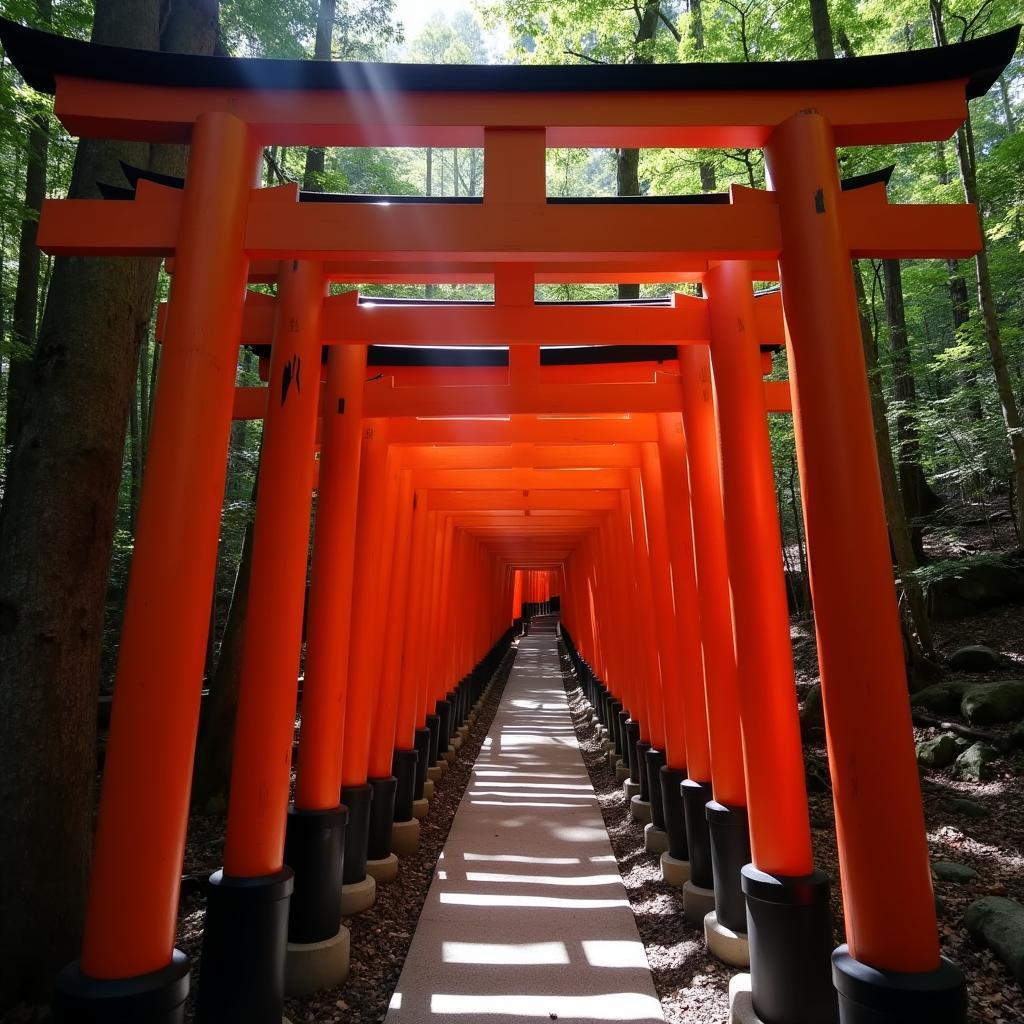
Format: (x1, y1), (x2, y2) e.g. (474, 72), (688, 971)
(571, 595), (1024, 1024)
(4, 600), (1022, 1023)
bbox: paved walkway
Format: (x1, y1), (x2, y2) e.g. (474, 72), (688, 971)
(386, 632), (665, 1024)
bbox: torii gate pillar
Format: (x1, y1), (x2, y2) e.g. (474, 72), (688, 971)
(767, 111), (965, 1023)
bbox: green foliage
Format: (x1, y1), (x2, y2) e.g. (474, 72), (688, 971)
(0, 0), (1022, 684)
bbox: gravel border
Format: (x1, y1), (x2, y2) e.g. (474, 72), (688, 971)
(175, 644), (517, 1024)
(559, 634), (1024, 1024)
(557, 643), (733, 1024)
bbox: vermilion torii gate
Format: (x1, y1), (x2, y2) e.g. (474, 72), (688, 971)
(1, 14), (1018, 1024)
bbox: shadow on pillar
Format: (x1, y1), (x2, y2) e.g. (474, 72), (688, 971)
(197, 867), (294, 1023)
(53, 953), (190, 1024)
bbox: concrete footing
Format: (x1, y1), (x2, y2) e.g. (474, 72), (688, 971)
(644, 823), (668, 855)
(683, 880), (717, 923)
(366, 853), (399, 884)
(340, 874), (376, 916)
(600, 739), (616, 752)
(391, 818), (420, 856)
(728, 974), (764, 1024)
(704, 910), (750, 968)
(661, 852), (691, 887)
(423, 778), (435, 801)
(411, 798), (429, 821)
(284, 926), (350, 996)
(427, 765), (443, 782)
(629, 795), (652, 824)
(444, 745), (457, 763)
(450, 736), (463, 752)
(457, 725), (469, 739)
(615, 763), (631, 782)
(606, 751), (619, 768)
(623, 779), (640, 800)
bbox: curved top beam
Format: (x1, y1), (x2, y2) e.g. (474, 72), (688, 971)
(0, 17), (1016, 101)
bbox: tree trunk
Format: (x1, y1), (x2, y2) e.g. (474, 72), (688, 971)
(0, 1), (220, 1008)
(884, 258), (942, 563)
(129, 367), (141, 530)
(302, 0), (336, 191)
(3, 0), (52, 456)
(997, 74), (1015, 133)
(425, 148), (437, 298)
(688, 1), (717, 191)
(138, 334), (151, 458)
(807, 0), (834, 59)
(853, 262), (933, 658)
(616, 1), (661, 300)
(191, 475), (257, 814)
(935, 140), (982, 421)
(931, 0), (1024, 536)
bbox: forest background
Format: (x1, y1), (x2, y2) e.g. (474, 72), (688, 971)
(0, 0), (1021, 1009)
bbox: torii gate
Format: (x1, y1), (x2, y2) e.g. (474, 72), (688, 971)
(1, 15), (1017, 1024)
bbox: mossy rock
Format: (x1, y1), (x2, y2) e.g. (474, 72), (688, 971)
(949, 645), (1003, 671)
(910, 679), (970, 715)
(961, 679), (1024, 726)
(916, 734), (960, 769)
(954, 742), (999, 781)
(933, 860), (979, 884)
(949, 797), (988, 819)
(964, 897), (1024, 982)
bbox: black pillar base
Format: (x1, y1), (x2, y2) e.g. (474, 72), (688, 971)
(197, 868), (294, 1024)
(660, 766), (688, 861)
(625, 719), (641, 782)
(635, 741), (652, 799)
(284, 804), (347, 944)
(340, 782), (373, 884)
(645, 749), (667, 829)
(393, 749), (418, 821)
(413, 728), (431, 799)
(53, 951), (190, 1024)
(367, 776), (398, 860)
(616, 707), (629, 757)
(681, 778), (715, 890)
(436, 698), (453, 752)
(425, 714), (441, 765)
(742, 865), (838, 1024)
(706, 801), (751, 933)
(832, 946), (966, 1024)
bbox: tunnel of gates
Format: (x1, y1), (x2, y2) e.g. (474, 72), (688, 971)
(2, 15), (1019, 1024)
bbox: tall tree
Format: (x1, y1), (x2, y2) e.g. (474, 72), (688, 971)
(884, 257), (943, 562)
(303, 0), (336, 191)
(931, 0), (1024, 536)
(807, 0), (933, 655)
(0, 0), (221, 1008)
(4, 0), (52, 455)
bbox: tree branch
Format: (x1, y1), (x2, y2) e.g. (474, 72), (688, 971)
(564, 48), (608, 65)
(658, 8), (682, 42)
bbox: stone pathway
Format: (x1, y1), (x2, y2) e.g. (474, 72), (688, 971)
(385, 631), (665, 1024)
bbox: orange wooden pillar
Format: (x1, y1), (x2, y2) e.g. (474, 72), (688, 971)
(58, 112), (259, 1020)
(198, 260), (326, 1021)
(366, 469), (417, 873)
(338, 418), (392, 911)
(286, 342), (367, 985)
(637, 443), (688, 855)
(626, 468), (668, 822)
(614, 492), (650, 790)
(394, 487), (432, 826)
(667, 376), (741, 913)
(767, 112), (962, 1022)
(704, 261), (835, 1016)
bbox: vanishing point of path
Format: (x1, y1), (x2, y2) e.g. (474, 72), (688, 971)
(386, 627), (665, 1023)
